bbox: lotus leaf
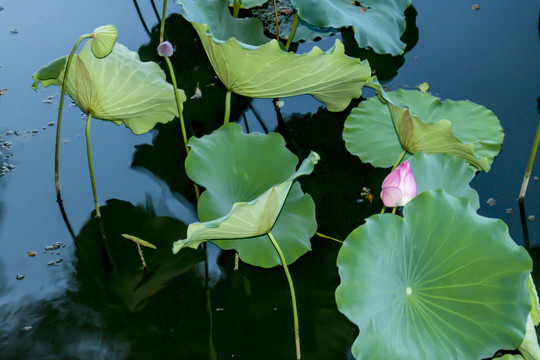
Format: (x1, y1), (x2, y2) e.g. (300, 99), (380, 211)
(289, 0), (410, 55)
(517, 315), (540, 360)
(336, 190), (532, 360)
(228, 0), (267, 9)
(194, 22), (371, 111)
(176, 0), (270, 46)
(31, 56), (67, 89)
(343, 89), (501, 170)
(181, 123), (317, 268)
(407, 152), (480, 210)
(529, 275), (540, 325)
(31, 41), (183, 135)
(90, 24), (117, 58)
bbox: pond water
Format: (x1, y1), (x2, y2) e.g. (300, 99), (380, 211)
(0, 1), (539, 359)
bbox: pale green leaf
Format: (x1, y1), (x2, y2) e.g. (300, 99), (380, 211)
(336, 190), (532, 359)
(228, 0), (267, 9)
(90, 24), (118, 58)
(529, 275), (540, 325)
(30, 56), (67, 90)
(519, 315), (540, 360)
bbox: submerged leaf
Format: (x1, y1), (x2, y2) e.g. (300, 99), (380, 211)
(32, 42), (183, 134)
(336, 190), (532, 359)
(290, 0), (410, 55)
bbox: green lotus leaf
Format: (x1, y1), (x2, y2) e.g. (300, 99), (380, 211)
(336, 190), (532, 360)
(176, 0), (270, 46)
(31, 55), (67, 90)
(252, 0), (338, 42)
(90, 24), (118, 58)
(173, 151), (318, 252)
(194, 22), (371, 111)
(529, 275), (540, 325)
(290, 0), (410, 55)
(407, 151), (480, 210)
(31, 41), (183, 135)
(182, 123), (317, 268)
(518, 315), (540, 360)
(228, 0), (267, 9)
(343, 89), (501, 170)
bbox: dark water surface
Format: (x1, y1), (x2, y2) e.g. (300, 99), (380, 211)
(0, 1), (539, 359)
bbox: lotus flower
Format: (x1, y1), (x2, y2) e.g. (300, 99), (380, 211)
(157, 41), (173, 57)
(380, 160), (417, 207)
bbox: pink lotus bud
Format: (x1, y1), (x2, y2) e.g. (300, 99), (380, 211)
(157, 41), (173, 57)
(380, 160), (417, 207)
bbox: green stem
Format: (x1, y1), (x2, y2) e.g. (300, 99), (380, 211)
(519, 120), (540, 202)
(273, 0), (280, 41)
(55, 33), (93, 203)
(315, 232), (343, 244)
(224, 90), (232, 125)
(233, 0), (242, 18)
(163, 57), (200, 201)
(267, 232), (301, 360)
(380, 150), (407, 214)
(159, 0), (167, 43)
(85, 113), (101, 220)
(285, 13), (299, 52)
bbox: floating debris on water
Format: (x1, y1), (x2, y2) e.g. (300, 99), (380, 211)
(418, 82), (430, 92)
(486, 198), (497, 206)
(47, 122), (55, 126)
(0, 88), (7, 95)
(10, 28), (19, 34)
(529, 215), (536, 221)
(16, 274), (24, 280)
(505, 208), (513, 214)
(534, 176), (539, 181)
(23, 326), (33, 332)
(472, 4), (480, 10)
(216, 308), (224, 312)
(27, 251), (37, 257)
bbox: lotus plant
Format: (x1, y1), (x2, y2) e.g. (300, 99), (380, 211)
(380, 160), (417, 208)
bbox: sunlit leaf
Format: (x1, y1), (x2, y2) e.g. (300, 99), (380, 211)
(31, 41), (183, 135)
(529, 275), (540, 325)
(31, 56), (67, 90)
(180, 123), (318, 268)
(176, 0), (371, 111)
(407, 151), (480, 210)
(336, 190), (532, 359)
(343, 89), (501, 170)
(90, 24), (118, 58)
(518, 315), (540, 360)
(290, 0), (410, 55)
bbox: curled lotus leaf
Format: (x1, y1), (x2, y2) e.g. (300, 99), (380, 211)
(407, 151), (480, 210)
(290, 0), (410, 56)
(31, 41), (183, 135)
(181, 123), (318, 268)
(90, 24), (118, 58)
(227, 0), (267, 9)
(336, 190), (532, 359)
(343, 89), (501, 171)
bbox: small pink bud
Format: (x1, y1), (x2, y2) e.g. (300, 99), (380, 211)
(380, 160), (417, 207)
(157, 41), (173, 57)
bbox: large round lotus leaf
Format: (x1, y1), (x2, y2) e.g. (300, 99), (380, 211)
(343, 89), (502, 169)
(336, 190), (532, 360)
(176, 0), (270, 47)
(184, 123), (317, 268)
(31, 41), (183, 135)
(290, 0), (410, 56)
(90, 24), (117, 58)
(407, 151), (480, 210)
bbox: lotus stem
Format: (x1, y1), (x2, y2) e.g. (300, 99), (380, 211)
(137, 243), (148, 271)
(267, 231), (301, 360)
(224, 90), (232, 125)
(85, 113), (101, 220)
(285, 13), (299, 52)
(55, 33), (93, 204)
(315, 232), (343, 244)
(273, 0), (280, 41)
(233, 0), (242, 18)
(159, 0), (167, 43)
(519, 120), (540, 202)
